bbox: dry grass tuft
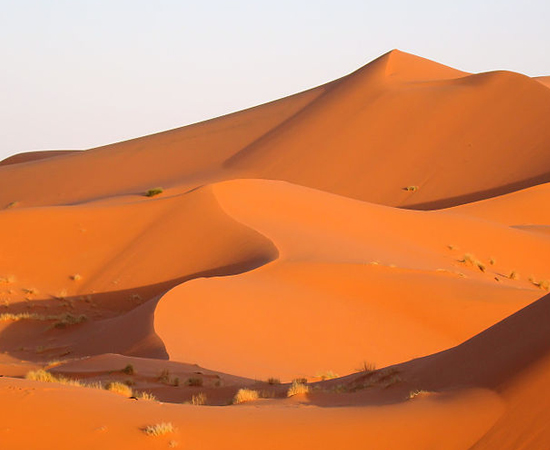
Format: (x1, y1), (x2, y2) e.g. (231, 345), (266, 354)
(145, 187), (164, 197)
(508, 270), (519, 280)
(403, 186), (419, 192)
(121, 364), (135, 375)
(489, 257), (496, 266)
(143, 422), (174, 437)
(70, 273), (82, 281)
(287, 380), (309, 397)
(316, 370), (339, 380)
(105, 381), (133, 397)
(22, 287), (38, 295)
(531, 279), (550, 291)
(187, 377), (202, 387)
(233, 388), (259, 404)
(408, 389), (430, 399)
(157, 369), (170, 384)
(459, 253), (486, 272)
(51, 313), (88, 329)
(267, 377), (280, 385)
(25, 369), (82, 386)
(0, 312), (44, 322)
(191, 392), (207, 405)
(356, 361), (376, 373)
(0, 275), (15, 284)
(136, 391), (157, 401)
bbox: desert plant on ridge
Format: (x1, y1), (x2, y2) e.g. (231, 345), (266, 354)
(145, 187), (164, 197)
(121, 364), (135, 375)
(233, 388), (259, 404)
(104, 381), (133, 397)
(191, 392), (207, 405)
(143, 422), (174, 436)
(287, 380), (309, 397)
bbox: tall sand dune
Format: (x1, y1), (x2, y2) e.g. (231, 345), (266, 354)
(1, 50), (549, 449)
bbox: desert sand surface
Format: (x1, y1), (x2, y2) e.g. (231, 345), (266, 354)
(1, 49), (550, 449)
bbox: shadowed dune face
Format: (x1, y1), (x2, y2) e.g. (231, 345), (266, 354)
(2, 50), (550, 449)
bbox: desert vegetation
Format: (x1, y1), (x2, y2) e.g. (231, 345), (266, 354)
(233, 388), (259, 404)
(145, 187), (164, 197)
(143, 422), (174, 437)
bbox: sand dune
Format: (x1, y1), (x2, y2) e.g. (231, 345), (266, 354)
(1, 50), (549, 449)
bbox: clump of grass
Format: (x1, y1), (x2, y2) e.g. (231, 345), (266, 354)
(403, 186), (419, 192)
(22, 287), (38, 295)
(459, 253), (486, 272)
(267, 377), (280, 385)
(51, 313), (87, 329)
(408, 389), (430, 399)
(292, 377), (308, 384)
(509, 270), (519, 280)
(489, 257), (496, 266)
(121, 364), (135, 375)
(356, 361), (376, 373)
(531, 278), (550, 291)
(105, 381), (133, 397)
(191, 392), (207, 405)
(0, 275), (15, 284)
(70, 273), (82, 281)
(187, 377), (202, 387)
(25, 369), (82, 386)
(6, 201), (19, 209)
(287, 380), (309, 397)
(316, 370), (339, 380)
(143, 422), (174, 437)
(0, 312), (44, 322)
(173, 377), (180, 387)
(447, 244), (457, 250)
(157, 369), (170, 384)
(136, 391), (157, 401)
(145, 187), (164, 197)
(233, 388), (259, 404)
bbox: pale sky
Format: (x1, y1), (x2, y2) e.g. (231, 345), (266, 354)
(1, 0), (549, 160)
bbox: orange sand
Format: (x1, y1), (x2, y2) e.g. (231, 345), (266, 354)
(1, 50), (549, 449)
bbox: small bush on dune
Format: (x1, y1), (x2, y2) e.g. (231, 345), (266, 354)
(267, 377), (280, 385)
(157, 369), (170, 384)
(0, 312), (43, 322)
(51, 313), (88, 329)
(459, 253), (486, 272)
(145, 187), (164, 197)
(316, 371), (338, 381)
(121, 364), (135, 375)
(105, 381), (133, 397)
(143, 422), (174, 437)
(136, 391), (157, 401)
(403, 186), (419, 192)
(233, 388), (259, 404)
(531, 278), (550, 291)
(25, 369), (82, 386)
(191, 392), (207, 405)
(187, 377), (202, 387)
(509, 270), (519, 280)
(287, 380), (309, 397)
(356, 361), (376, 373)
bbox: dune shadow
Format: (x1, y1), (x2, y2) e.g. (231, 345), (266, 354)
(0, 253), (276, 366)
(404, 171), (550, 210)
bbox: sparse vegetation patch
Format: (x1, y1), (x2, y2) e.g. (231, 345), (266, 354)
(143, 422), (174, 437)
(233, 388), (259, 404)
(145, 187), (164, 197)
